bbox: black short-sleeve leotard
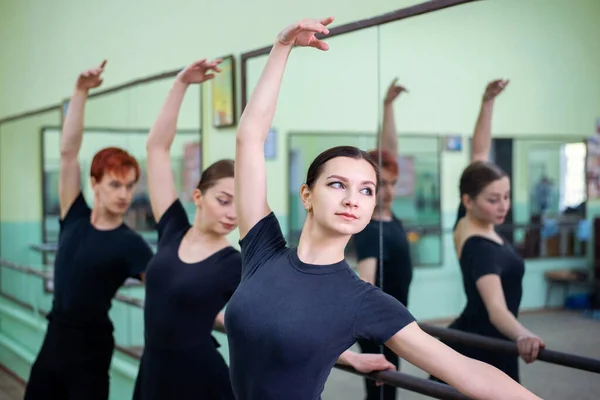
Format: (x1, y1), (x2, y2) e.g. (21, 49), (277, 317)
(225, 213), (416, 400)
(444, 203), (525, 382)
(133, 200), (241, 400)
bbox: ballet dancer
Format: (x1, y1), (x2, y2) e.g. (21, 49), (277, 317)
(25, 61), (154, 400)
(353, 78), (413, 400)
(224, 17), (542, 400)
(434, 79), (544, 384)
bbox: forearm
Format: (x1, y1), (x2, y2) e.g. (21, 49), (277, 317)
(458, 358), (541, 400)
(146, 79), (188, 151)
(61, 89), (88, 158)
(380, 102), (398, 154)
(489, 307), (532, 341)
(236, 42), (292, 145)
(471, 100), (495, 160)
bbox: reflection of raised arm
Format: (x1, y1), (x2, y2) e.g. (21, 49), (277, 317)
(379, 78), (407, 156)
(471, 79), (509, 163)
(146, 59), (222, 222)
(59, 61), (106, 219)
(386, 323), (542, 400)
(235, 17), (333, 239)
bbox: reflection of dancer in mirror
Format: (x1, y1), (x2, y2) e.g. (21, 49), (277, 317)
(133, 58), (241, 400)
(25, 61), (154, 400)
(225, 18), (541, 400)
(433, 80), (544, 385)
(353, 78), (413, 400)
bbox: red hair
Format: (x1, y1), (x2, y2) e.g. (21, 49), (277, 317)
(367, 149), (398, 176)
(90, 147), (140, 182)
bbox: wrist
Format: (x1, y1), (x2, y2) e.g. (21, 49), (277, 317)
(73, 87), (89, 97)
(339, 350), (356, 366)
(174, 75), (191, 88)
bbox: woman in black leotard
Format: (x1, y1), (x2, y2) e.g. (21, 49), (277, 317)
(132, 59), (240, 400)
(224, 18), (541, 400)
(133, 59), (395, 399)
(436, 80), (544, 384)
(353, 79), (413, 400)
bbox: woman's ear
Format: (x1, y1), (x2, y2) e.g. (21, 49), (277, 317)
(300, 183), (312, 213)
(193, 188), (203, 208)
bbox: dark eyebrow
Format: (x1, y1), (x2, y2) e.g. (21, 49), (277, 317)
(326, 174), (375, 187)
(219, 191), (233, 198)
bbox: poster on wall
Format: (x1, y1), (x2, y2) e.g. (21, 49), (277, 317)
(182, 141), (202, 201)
(395, 155), (415, 197)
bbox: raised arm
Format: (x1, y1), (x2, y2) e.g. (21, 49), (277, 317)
(59, 61), (106, 219)
(386, 323), (542, 400)
(476, 276), (545, 363)
(235, 17), (333, 239)
(378, 78), (407, 155)
(146, 59), (222, 222)
(471, 79), (509, 163)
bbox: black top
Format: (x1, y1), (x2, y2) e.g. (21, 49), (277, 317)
(143, 200), (241, 350)
(450, 204), (524, 339)
(48, 193), (153, 331)
(353, 216), (413, 306)
(225, 213), (416, 400)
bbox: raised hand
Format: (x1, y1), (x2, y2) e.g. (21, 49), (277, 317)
(276, 17), (334, 51)
(76, 60), (107, 91)
(384, 78), (408, 105)
(177, 59), (223, 85)
(516, 334), (545, 364)
(482, 79), (509, 102)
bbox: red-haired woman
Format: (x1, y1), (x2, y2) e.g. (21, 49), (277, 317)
(25, 62), (154, 400)
(352, 79), (412, 400)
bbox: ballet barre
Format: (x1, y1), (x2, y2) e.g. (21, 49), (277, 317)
(421, 324), (600, 374)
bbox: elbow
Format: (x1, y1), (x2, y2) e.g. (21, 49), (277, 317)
(60, 148), (77, 161)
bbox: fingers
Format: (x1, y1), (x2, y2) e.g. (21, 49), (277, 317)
(298, 21), (330, 35)
(530, 339), (540, 362)
(319, 16), (335, 26)
(310, 39), (329, 51)
(99, 60), (107, 69)
(203, 73), (215, 80)
(385, 361), (396, 370)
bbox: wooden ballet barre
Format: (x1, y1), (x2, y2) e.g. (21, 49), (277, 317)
(421, 324), (600, 374)
(336, 364), (470, 400)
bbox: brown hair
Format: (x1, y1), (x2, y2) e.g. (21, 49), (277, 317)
(197, 159), (235, 193)
(460, 161), (507, 199)
(305, 146), (380, 191)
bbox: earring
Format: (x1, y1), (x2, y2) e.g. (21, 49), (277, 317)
(306, 205), (312, 213)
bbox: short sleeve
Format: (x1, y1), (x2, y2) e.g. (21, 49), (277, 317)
(59, 192), (91, 228)
(125, 235), (155, 279)
(353, 225), (378, 262)
(156, 199), (191, 246)
(238, 212), (287, 278)
(462, 237), (501, 282)
(353, 286), (415, 343)
(453, 202), (467, 231)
